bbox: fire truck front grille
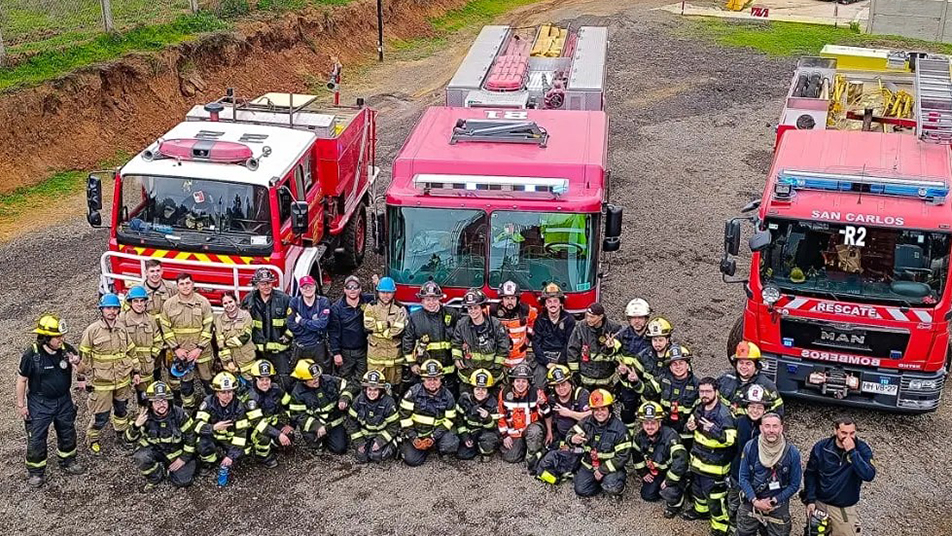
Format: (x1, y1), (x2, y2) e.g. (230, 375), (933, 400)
(780, 318), (909, 360)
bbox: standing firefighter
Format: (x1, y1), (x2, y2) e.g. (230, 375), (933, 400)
(242, 268), (294, 389)
(78, 293), (141, 454)
(531, 283), (576, 388)
(657, 345), (700, 448)
(159, 273), (214, 410)
(363, 277), (408, 391)
(17, 314), (85, 487)
(568, 389), (631, 498)
(346, 370), (400, 464)
(489, 280), (538, 370)
(193, 372), (249, 487)
(684, 377), (738, 536)
(215, 293), (256, 382)
(497, 363), (551, 471)
(244, 360), (293, 468)
(120, 286), (162, 405)
(399, 359), (459, 466)
(619, 298), (653, 359)
(567, 303), (622, 390)
(288, 275), (332, 369)
(127, 382), (196, 490)
(639, 316), (674, 377)
(329, 275), (374, 382)
(718, 341), (784, 417)
(456, 369), (501, 461)
(143, 259), (176, 382)
(736, 413), (801, 536)
(452, 288), (510, 387)
(632, 402), (688, 518)
(288, 359), (355, 454)
(402, 281), (459, 386)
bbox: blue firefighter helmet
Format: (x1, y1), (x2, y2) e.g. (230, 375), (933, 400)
(126, 286), (149, 301)
(169, 358), (196, 378)
(376, 277), (397, 293)
(98, 293), (121, 309)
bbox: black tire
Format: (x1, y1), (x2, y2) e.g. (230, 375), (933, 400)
(339, 203), (367, 270)
(727, 315), (744, 356)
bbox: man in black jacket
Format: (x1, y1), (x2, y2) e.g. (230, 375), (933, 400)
(328, 275), (374, 382)
(241, 268), (293, 389)
(803, 417), (876, 536)
(531, 283), (576, 388)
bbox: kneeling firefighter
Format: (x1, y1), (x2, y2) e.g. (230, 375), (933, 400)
(127, 382), (197, 490)
(244, 360), (293, 468)
(399, 359), (459, 466)
(288, 359), (355, 454)
(193, 372), (249, 487)
(456, 368), (501, 461)
(346, 370), (400, 464)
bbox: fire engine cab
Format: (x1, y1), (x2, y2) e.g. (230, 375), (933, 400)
(87, 91), (377, 303)
(720, 47), (952, 412)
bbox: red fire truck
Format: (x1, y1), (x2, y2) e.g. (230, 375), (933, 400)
(86, 91), (377, 302)
(720, 47), (952, 412)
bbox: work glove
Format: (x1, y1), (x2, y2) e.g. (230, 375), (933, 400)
(412, 437), (434, 450)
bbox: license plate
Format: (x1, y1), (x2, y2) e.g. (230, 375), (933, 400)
(861, 381), (897, 396)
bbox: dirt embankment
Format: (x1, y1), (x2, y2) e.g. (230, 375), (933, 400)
(0, 0), (466, 193)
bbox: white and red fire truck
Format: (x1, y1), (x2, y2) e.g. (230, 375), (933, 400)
(87, 91), (377, 303)
(720, 47), (952, 412)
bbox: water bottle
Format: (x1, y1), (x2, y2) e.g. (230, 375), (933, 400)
(217, 465), (230, 487)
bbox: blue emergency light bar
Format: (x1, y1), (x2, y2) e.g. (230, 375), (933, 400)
(776, 170), (949, 203)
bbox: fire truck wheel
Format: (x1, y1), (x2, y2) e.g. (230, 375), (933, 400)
(726, 315), (743, 357)
(339, 203), (367, 270)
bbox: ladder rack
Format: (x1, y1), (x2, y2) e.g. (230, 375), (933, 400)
(915, 56), (952, 143)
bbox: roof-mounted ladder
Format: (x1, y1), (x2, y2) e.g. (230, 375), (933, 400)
(450, 119), (548, 147)
(915, 56), (952, 143)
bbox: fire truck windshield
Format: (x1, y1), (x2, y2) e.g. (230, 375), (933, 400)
(388, 207), (487, 289)
(116, 175), (273, 251)
(760, 218), (951, 306)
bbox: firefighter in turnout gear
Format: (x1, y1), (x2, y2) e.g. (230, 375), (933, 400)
(120, 286), (162, 405)
(456, 369), (501, 461)
(545, 365), (591, 442)
(143, 259), (176, 382)
(616, 341), (661, 428)
(683, 377), (738, 536)
(242, 268), (294, 389)
(489, 280), (538, 370)
(566, 303), (622, 389)
(363, 277), (408, 390)
(17, 314), (85, 487)
(346, 370), (400, 463)
(193, 372), (249, 485)
(619, 298), (653, 359)
(639, 316), (674, 378)
(399, 359), (459, 466)
(453, 288), (510, 386)
(657, 345), (700, 447)
(288, 359), (355, 454)
(244, 360), (293, 468)
(402, 281), (459, 387)
(718, 341), (784, 417)
(127, 381), (196, 490)
(78, 293), (141, 454)
(632, 402), (689, 518)
(497, 363), (551, 470)
(215, 293), (256, 382)
(159, 273), (214, 410)
(569, 389), (632, 497)
(531, 283), (576, 388)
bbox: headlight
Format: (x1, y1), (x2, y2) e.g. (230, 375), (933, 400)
(908, 379), (939, 391)
(762, 285), (781, 306)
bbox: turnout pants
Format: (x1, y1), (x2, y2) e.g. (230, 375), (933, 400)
(301, 422), (348, 455)
(264, 350), (293, 391)
(133, 446), (196, 487)
(353, 436), (398, 464)
(25, 394), (78, 475)
(641, 473), (686, 512)
(196, 436), (244, 465)
(692, 474), (732, 535)
(575, 466), (627, 497)
(536, 449), (582, 484)
(457, 429), (501, 459)
(736, 500), (792, 536)
(86, 385), (132, 444)
(816, 501), (861, 536)
(499, 421), (546, 470)
(401, 429), (459, 467)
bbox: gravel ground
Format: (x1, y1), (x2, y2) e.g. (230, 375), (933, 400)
(1, 3), (950, 535)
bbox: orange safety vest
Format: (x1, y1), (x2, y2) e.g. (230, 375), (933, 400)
(494, 304), (538, 368)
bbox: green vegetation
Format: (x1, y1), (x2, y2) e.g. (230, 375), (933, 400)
(690, 18), (952, 57)
(0, 13), (228, 92)
(430, 0), (542, 33)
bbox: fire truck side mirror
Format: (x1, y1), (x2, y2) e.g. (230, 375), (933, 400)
(724, 220), (741, 256)
(86, 174), (103, 228)
(373, 211), (386, 255)
(291, 201), (309, 235)
(602, 204), (623, 252)
(749, 229), (771, 252)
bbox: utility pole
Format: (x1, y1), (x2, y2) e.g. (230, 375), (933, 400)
(100, 0), (115, 32)
(376, 0), (384, 62)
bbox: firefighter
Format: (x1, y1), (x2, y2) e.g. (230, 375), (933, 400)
(120, 285), (162, 405)
(568, 389), (632, 498)
(346, 370), (400, 464)
(566, 303), (622, 390)
(402, 281), (459, 388)
(399, 359), (459, 466)
(638, 316), (674, 378)
(531, 283), (576, 388)
(544, 364), (591, 443)
(683, 377), (737, 536)
(127, 381), (196, 490)
(729, 384), (774, 524)
(632, 401), (689, 518)
(143, 259), (176, 383)
(242, 268), (294, 389)
(288, 359), (355, 454)
(456, 368), (501, 462)
(78, 293), (141, 454)
(244, 360), (293, 468)
(616, 343), (661, 427)
(288, 275), (332, 369)
(193, 371), (249, 486)
(363, 277), (408, 392)
(215, 292), (256, 382)
(718, 341), (784, 417)
(452, 288), (510, 387)
(736, 413), (801, 536)
(489, 280), (538, 372)
(656, 345), (700, 449)
(619, 298), (652, 358)
(329, 275), (375, 382)
(159, 273), (214, 410)
(497, 363), (551, 470)
(17, 314), (85, 487)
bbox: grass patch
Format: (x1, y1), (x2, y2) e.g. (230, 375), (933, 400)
(0, 13), (229, 91)
(430, 0), (543, 33)
(690, 18), (952, 57)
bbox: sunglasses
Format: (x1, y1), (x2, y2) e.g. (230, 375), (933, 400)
(345, 284), (361, 290)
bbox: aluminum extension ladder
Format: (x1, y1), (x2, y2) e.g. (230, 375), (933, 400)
(915, 56), (952, 143)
